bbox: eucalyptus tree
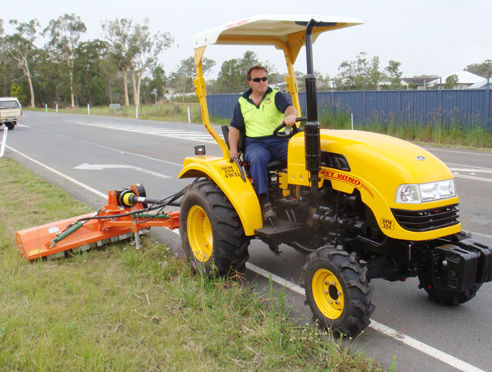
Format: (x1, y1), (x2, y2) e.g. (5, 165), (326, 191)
(43, 13), (86, 107)
(0, 19), (39, 107)
(385, 60), (403, 89)
(466, 60), (492, 79)
(169, 56), (215, 99)
(129, 19), (173, 106)
(215, 50), (259, 93)
(102, 18), (135, 106)
(336, 52), (385, 90)
(149, 64), (166, 99)
(74, 39), (113, 105)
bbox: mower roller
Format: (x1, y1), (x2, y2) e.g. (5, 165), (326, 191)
(16, 184), (180, 261)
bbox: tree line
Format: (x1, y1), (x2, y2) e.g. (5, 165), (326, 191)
(1, 15), (490, 108)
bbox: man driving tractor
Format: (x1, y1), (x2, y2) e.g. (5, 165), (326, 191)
(228, 65), (298, 221)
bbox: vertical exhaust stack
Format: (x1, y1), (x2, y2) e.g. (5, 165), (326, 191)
(304, 19), (321, 196)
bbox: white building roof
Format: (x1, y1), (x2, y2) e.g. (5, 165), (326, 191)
(427, 70), (486, 87)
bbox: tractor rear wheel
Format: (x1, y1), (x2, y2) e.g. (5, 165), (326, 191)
(180, 179), (249, 276)
(303, 246), (374, 337)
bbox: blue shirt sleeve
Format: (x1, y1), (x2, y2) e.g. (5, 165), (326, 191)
(275, 91), (293, 113)
(230, 102), (244, 130)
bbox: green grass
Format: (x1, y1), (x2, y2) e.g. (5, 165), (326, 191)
(28, 102), (204, 124)
(0, 157), (383, 371)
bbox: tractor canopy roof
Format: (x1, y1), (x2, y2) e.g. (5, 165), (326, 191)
(193, 14), (363, 51)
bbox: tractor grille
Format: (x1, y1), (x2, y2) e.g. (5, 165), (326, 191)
(391, 204), (459, 232)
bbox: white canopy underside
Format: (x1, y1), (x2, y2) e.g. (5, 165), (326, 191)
(193, 14), (363, 49)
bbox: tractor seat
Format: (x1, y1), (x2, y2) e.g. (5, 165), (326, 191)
(267, 159), (287, 170)
(221, 126), (287, 171)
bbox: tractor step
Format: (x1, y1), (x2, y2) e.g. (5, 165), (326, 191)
(255, 219), (303, 242)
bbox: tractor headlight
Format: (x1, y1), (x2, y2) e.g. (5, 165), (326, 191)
(395, 180), (456, 204)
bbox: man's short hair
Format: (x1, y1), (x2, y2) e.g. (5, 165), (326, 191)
(247, 65), (267, 80)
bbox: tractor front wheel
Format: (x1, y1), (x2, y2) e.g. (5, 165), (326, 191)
(180, 179), (249, 276)
(303, 246), (374, 337)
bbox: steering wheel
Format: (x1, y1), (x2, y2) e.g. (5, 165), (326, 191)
(273, 117), (307, 138)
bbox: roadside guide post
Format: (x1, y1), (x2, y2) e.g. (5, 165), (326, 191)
(0, 127), (8, 159)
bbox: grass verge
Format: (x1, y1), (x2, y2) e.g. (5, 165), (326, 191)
(28, 103), (203, 124)
(0, 157), (382, 371)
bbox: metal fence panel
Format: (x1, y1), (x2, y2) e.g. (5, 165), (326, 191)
(207, 89), (492, 129)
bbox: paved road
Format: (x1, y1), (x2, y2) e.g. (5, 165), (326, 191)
(4, 112), (492, 371)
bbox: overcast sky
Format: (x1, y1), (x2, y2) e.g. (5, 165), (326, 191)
(2, 0), (491, 79)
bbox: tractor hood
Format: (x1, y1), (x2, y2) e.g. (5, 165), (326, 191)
(288, 129), (455, 208)
(320, 130), (452, 183)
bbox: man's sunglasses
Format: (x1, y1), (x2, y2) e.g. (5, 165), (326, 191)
(250, 77), (268, 82)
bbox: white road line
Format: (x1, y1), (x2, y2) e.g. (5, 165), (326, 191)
(6, 145), (107, 199)
(72, 121), (217, 143)
(368, 321), (485, 372)
(449, 168), (492, 174)
(447, 162), (492, 169)
(245, 262), (305, 294)
(28, 125), (183, 167)
(74, 162), (171, 179)
(4, 145), (486, 372)
(429, 148), (492, 157)
(453, 173), (492, 183)
(245, 262), (485, 372)
(471, 231), (492, 240)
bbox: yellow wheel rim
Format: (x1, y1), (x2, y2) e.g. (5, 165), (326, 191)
(187, 205), (213, 262)
(312, 268), (345, 320)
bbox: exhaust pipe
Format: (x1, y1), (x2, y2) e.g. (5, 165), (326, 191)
(304, 19), (321, 196)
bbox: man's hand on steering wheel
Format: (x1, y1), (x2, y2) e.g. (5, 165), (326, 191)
(283, 114), (297, 127)
(273, 117), (307, 138)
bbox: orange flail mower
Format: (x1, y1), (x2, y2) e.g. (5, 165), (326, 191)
(16, 184), (181, 261)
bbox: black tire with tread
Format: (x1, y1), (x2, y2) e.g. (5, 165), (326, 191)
(303, 246), (374, 337)
(180, 179), (249, 275)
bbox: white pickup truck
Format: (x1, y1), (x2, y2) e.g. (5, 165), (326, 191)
(0, 97), (22, 130)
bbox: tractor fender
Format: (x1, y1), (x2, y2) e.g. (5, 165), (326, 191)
(178, 156), (262, 236)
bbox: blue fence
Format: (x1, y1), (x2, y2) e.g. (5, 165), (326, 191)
(207, 89), (492, 129)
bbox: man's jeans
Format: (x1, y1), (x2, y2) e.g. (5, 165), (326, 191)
(245, 136), (289, 196)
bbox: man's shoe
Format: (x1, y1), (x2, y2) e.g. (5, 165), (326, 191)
(262, 202), (277, 224)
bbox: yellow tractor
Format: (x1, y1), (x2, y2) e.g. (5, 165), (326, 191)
(178, 15), (492, 336)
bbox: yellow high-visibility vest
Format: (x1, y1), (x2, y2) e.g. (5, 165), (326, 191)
(239, 89), (285, 137)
